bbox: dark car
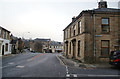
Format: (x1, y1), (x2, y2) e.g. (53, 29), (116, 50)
(31, 50), (35, 53)
(109, 50), (120, 66)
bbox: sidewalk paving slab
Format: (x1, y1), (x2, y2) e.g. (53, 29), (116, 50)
(58, 55), (113, 69)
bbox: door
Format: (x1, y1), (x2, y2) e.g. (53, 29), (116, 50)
(0, 43), (1, 55)
(2, 45), (4, 55)
(66, 43), (68, 56)
(73, 41), (76, 59)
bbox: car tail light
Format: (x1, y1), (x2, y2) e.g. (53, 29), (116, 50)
(114, 59), (120, 62)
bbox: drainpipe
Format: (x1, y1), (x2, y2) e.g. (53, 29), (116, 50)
(93, 14), (96, 57)
(92, 11), (96, 61)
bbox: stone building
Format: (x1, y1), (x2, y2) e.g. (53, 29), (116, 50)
(0, 26), (11, 56)
(63, 0), (120, 63)
(29, 38), (51, 53)
(10, 35), (24, 54)
(49, 41), (63, 53)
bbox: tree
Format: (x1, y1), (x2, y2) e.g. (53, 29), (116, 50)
(34, 42), (43, 52)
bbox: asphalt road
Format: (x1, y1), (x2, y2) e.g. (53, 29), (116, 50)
(2, 51), (66, 77)
(1, 50), (120, 79)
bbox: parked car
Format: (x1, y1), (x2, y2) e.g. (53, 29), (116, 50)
(109, 50), (120, 66)
(31, 50), (35, 53)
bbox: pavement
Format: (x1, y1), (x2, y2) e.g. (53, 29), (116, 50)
(58, 55), (113, 69)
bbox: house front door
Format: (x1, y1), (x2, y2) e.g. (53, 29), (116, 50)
(2, 45), (4, 55)
(72, 41), (76, 59)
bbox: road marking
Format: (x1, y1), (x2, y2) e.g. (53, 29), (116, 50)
(56, 55), (65, 66)
(74, 74), (120, 77)
(56, 55), (70, 77)
(0, 65), (9, 69)
(27, 53), (45, 61)
(73, 74), (77, 77)
(16, 65), (24, 68)
(66, 74), (70, 77)
(8, 62), (14, 65)
(1, 62), (15, 69)
(87, 74), (120, 77)
(66, 66), (69, 74)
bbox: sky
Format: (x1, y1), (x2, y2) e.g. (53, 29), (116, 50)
(0, 0), (119, 42)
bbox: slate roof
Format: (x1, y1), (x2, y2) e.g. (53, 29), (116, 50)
(34, 38), (50, 42)
(50, 41), (63, 46)
(0, 26), (11, 33)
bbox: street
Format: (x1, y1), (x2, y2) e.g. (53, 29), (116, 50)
(2, 50), (66, 77)
(1, 50), (120, 79)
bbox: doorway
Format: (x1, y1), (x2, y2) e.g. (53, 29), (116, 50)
(2, 45), (4, 55)
(72, 40), (76, 59)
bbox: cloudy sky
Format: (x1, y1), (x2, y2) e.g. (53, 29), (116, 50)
(0, 0), (119, 42)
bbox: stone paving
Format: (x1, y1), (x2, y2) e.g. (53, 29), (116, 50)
(58, 55), (113, 69)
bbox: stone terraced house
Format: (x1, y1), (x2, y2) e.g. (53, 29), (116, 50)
(63, 0), (120, 63)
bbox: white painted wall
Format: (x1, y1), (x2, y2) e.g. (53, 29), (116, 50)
(0, 38), (11, 55)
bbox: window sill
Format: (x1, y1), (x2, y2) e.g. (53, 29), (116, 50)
(99, 56), (109, 58)
(101, 33), (110, 34)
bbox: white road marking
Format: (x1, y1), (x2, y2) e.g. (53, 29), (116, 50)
(8, 62), (14, 65)
(0, 65), (9, 69)
(73, 74), (77, 77)
(66, 66), (69, 74)
(56, 55), (65, 66)
(75, 74), (120, 77)
(66, 74), (70, 77)
(16, 65), (24, 68)
(87, 74), (120, 77)
(56, 55), (70, 77)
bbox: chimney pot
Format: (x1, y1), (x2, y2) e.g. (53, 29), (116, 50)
(72, 16), (76, 22)
(98, 0), (107, 8)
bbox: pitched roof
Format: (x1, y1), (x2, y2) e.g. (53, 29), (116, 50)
(50, 41), (63, 46)
(0, 26), (11, 33)
(63, 8), (120, 31)
(34, 38), (51, 42)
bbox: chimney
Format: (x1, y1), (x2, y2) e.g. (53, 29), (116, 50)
(98, 0), (107, 8)
(72, 16), (76, 22)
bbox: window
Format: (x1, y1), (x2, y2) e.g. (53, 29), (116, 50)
(67, 30), (68, 38)
(101, 40), (109, 56)
(69, 42), (71, 54)
(0, 43), (1, 53)
(102, 25), (109, 33)
(3, 31), (6, 39)
(78, 41), (80, 57)
(73, 25), (76, 36)
(64, 31), (66, 39)
(0, 28), (1, 37)
(5, 43), (8, 51)
(70, 28), (71, 37)
(7, 32), (9, 39)
(101, 18), (109, 33)
(78, 21), (81, 34)
(102, 19), (109, 24)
